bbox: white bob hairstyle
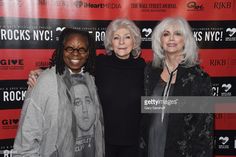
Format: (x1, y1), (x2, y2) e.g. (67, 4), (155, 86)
(151, 17), (199, 68)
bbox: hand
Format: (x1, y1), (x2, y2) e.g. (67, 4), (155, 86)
(27, 69), (43, 88)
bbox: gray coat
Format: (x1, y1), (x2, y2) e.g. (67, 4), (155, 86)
(13, 67), (104, 157)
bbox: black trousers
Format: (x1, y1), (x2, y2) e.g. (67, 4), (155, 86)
(105, 143), (139, 157)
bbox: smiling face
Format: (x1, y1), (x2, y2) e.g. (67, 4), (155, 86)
(73, 84), (96, 131)
(111, 27), (134, 59)
(63, 34), (89, 73)
(161, 24), (185, 56)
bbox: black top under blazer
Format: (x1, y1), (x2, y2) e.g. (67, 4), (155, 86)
(140, 63), (214, 157)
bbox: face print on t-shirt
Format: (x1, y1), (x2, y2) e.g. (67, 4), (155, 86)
(73, 83), (96, 132)
(73, 83), (96, 156)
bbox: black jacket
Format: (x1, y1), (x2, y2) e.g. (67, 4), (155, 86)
(140, 63), (214, 157)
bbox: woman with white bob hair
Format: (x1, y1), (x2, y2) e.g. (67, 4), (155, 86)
(96, 18), (146, 157)
(141, 17), (214, 157)
(152, 16), (198, 68)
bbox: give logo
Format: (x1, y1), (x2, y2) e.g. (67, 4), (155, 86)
(1, 119), (19, 125)
(219, 136), (229, 145)
(226, 28), (236, 37)
(142, 28), (152, 37)
(0, 59), (24, 65)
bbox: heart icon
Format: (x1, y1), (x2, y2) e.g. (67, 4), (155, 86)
(222, 84), (232, 92)
(11, 60), (17, 65)
(219, 136), (229, 145)
(142, 28), (152, 37)
(13, 119), (19, 125)
(56, 27), (66, 32)
(226, 28), (236, 37)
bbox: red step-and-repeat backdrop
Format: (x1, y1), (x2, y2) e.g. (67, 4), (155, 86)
(0, 0), (236, 156)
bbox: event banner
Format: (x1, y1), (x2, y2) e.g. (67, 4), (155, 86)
(0, 0), (236, 156)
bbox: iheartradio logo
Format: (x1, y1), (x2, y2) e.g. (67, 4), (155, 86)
(142, 28), (152, 37)
(219, 136), (229, 145)
(221, 83), (232, 92)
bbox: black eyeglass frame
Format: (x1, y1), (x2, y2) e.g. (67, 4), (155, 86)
(64, 46), (89, 54)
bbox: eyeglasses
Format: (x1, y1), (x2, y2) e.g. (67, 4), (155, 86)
(64, 46), (88, 54)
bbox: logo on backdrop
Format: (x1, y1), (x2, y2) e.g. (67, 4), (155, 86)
(75, 1), (121, 9)
(0, 59), (24, 70)
(38, 0), (121, 9)
(56, 27), (66, 32)
(226, 28), (236, 37)
(142, 28), (152, 37)
(55, 27), (66, 41)
(0, 109), (21, 140)
(221, 83), (232, 96)
(218, 136), (230, 149)
(130, 2), (177, 12)
(225, 28), (236, 41)
(1, 119), (19, 130)
(212, 83), (232, 96)
(35, 61), (50, 68)
(215, 130), (236, 155)
(213, 1), (234, 10)
(208, 57), (236, 77)
(141, 28), (152, 42)
(222, 84), (232, 92)
(219, 136), (229, 145)
(186, 1), (204, 11)
(209, 59), (227, 66)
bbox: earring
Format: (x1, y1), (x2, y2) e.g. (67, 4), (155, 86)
(131, 48), (141, 58)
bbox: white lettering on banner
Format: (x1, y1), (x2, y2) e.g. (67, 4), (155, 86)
(234, 139), (236, 149)
(205, 31), (223, 41)
(0, 150), (16, 157)
(0, 29), (30, 40)
(193, 31), (203, 41)
(193, 31), (225, 42)
(212, 86), (219, 96)
(0, 29), (53, 41)
(33, 30), (53, 41)
(95, 31), (105, 41)
(3, 90), (26, 102)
